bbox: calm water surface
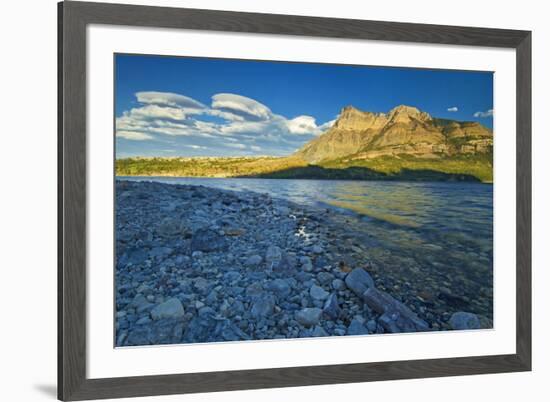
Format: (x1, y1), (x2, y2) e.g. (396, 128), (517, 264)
(119, 176), (493, 320)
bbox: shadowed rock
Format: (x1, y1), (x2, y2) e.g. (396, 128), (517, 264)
(363, 287), (429, 333)
(323, 293), (341, 320)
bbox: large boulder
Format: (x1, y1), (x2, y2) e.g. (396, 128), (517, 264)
(449, 312), (481, 330)
(363, 288), (429, 333)
(345, 268), (375, 297)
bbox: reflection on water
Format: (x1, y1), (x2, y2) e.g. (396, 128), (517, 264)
(119, 176), (493, 321)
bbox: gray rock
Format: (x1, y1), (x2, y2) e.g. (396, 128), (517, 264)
(244, 254), (263, 267)
(191, 250), (203, 259)
(129, 294), (153, 313)
(295, 308), (323, 327)
(135, 316), (152, 325)
(317, 272), (333, 286)
(184, 310), (250, 343)
(265, 246), (282, 263)
(332, 279), (346, 291)
(334, 328), (347, 336)
(149, 246), (173, 258)
(363, 288), (429, 333)
(191, 229), (228, 252)
(150, 298), (185, 320)
(345, 268), (375, 297)
(245, 282), (264, 298)
(250, 293), (276, 319)
(265, 279), (291, 299)
(312, 245), (323, 254)
(323, 293), (341, 320)
(224, 271), (241, 283)
(126, 248), (149, 265)
(193, 277), (210, 294)
(449, 312), (481, 330)
(302, 261), (313, 272)
(205, 290), (218, 305)
(478, 315), (493, 329)
(275, 253), (297, 272)
(126, 318), (184, 346)
(116, 331), (127, 346)
(310, 284), (329, 301)
(347, 319), (369, 335)
(156, 217), (182, 236)
(311, 326), (329, 337)
(366, 319), (377, 332)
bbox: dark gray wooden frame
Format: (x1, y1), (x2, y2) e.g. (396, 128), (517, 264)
(58, 1), (532, 400)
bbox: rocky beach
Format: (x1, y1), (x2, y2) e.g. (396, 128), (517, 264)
(115, 179), (489, 347)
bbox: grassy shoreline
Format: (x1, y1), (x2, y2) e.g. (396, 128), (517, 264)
(116, 154), (493, 183)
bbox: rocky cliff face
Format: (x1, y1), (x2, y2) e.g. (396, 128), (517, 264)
(297, 105), (492, 163)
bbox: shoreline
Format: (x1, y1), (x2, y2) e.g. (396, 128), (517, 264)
(115, 180), (489, 346)
(116, 174), (494, 184)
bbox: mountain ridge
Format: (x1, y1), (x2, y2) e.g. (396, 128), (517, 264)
(297, 104), (492, 163)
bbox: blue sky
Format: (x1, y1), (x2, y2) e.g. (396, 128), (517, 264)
(115, 54), (493, 158)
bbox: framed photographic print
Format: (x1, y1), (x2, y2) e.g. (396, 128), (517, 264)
(58, 1), (531, 400)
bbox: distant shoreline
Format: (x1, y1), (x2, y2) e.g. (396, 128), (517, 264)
(115, 154), (492, 182)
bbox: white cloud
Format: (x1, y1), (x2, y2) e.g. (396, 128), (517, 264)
(219, 121), (269, 135)
(116, 130), (154, 141)
(474, 109), (494, 118)
(447, 106), (459, 112)
(225, 143), (247, 149)
(211, 93), (272, 121)
(124, 105), (191, 121)
(116, 91), (336, 154)
(136, 91), (205, 109)
(285, 115), (318, 135)
(184, 144), (208, 150)
(207, 108), (245, 122)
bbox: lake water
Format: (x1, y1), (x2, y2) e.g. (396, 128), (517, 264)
(119, 176), (493, 322)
